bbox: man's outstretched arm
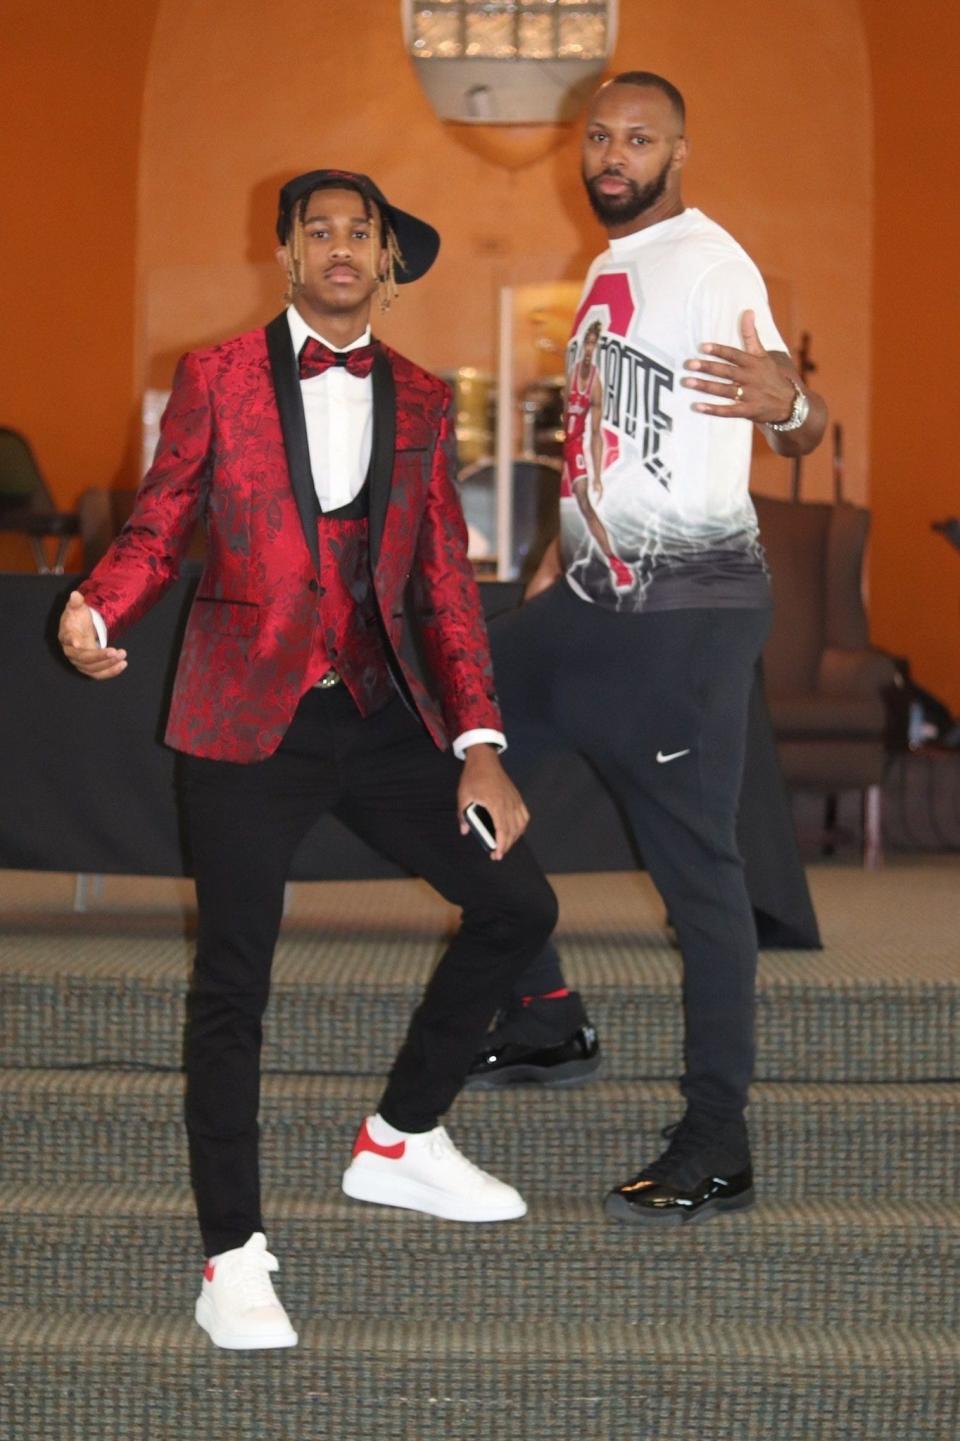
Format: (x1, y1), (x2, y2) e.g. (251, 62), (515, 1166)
(682, 308), (827, 457)
(58, 351), (212, 677)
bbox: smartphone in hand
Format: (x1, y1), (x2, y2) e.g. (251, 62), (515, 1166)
(463, 801), (497, 853)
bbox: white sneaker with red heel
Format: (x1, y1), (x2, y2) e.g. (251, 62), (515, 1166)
(342, 1114), (527, 1222)
(195, 1232), (298, 1350)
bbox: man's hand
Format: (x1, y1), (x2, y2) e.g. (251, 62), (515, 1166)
(681, 310), (798, 423)
(457, 745), (529, 861)
(58, 591), (127, 680)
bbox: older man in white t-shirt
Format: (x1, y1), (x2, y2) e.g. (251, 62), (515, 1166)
(468, 73), (827, 1228)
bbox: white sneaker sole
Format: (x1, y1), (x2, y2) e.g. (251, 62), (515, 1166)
(195, 1294), (298, 1350)
(342, 1162), (527, 1223)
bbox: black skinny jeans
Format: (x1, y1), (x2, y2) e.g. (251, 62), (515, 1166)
(179, 685), (557, 1255)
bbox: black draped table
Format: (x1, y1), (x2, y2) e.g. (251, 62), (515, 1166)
(0, 572), (820, 946)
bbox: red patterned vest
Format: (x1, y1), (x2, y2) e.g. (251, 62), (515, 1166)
(303, 509), (395, 714)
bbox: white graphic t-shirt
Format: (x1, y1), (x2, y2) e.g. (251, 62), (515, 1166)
(558, 208), (785, 612)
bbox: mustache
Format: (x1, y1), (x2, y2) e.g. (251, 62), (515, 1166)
(585, 168), (639, 192)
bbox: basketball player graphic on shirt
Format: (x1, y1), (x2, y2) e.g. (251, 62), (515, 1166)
(561, 321), (635, 592)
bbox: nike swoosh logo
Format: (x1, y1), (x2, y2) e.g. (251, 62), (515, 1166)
(656, 749), (691, 764)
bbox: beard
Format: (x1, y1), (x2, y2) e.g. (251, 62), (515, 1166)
(583, 157), (672, 225)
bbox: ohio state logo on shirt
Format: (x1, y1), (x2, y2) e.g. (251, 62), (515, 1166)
(570, 270), (674, 490)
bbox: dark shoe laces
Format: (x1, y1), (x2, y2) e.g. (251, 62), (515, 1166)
(641, 1111), (746, 1188)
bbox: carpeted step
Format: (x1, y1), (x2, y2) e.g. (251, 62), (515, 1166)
(1, 1184), (954, 1330)
(1, 1071), (955, 1197)
(1, 1312), (956, 1441)
(3, 929), (957, 1082)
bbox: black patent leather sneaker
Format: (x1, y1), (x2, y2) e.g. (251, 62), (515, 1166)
(463, 991), (601, 1090)
(604, 1110), (755, 1226)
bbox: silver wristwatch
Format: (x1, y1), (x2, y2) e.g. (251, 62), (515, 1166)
(767, 380), (810, 432)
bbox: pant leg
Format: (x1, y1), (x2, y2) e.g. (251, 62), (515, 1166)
(331, 696), (559, 1132)
(487, 587), (572, 1000)
(496, 585), (820, 1015)
(178, 693), (341, 1255)
(560, 604), (770, 1119)
(739, 664), (822, 948)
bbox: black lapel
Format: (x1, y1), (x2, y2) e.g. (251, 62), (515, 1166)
(368, 350), (396, 568)
(264, 311), (319, 570)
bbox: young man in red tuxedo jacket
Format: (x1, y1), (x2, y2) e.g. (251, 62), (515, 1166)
(58, 171), (557, 1351)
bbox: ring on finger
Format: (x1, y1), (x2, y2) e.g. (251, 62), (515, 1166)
(734, 384), (745, 402)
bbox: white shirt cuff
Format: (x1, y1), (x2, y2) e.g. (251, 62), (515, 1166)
(88, 608), (108, 648)
(89, 607), (108, 648)
(453, 728), (506, 761)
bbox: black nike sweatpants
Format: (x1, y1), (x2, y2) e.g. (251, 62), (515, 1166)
(489, 580), (771, 1120)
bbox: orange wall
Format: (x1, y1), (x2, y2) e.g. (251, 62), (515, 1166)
(6, 2), (952, 713)
(3, 2), (883, 589)
(139, 0), (871, 507)
(1, 0), (159, 570)
(862, 3), (960, 713)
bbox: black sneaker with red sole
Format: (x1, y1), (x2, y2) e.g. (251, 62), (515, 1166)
(464, 991), (602, 1090)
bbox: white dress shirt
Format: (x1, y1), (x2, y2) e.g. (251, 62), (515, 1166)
(287, 306), (373, 511)
(92, 307), (505, 759)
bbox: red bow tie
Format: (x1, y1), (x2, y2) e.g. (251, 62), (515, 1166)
(298, 337), (377, 381)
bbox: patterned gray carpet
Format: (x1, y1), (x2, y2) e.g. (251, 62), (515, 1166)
(1, 861), (958, 1439)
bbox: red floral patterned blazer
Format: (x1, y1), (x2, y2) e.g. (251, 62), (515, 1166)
(80, 314), (501, 762)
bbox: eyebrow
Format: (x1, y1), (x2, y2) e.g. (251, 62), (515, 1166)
(302, 212), (372, 225)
